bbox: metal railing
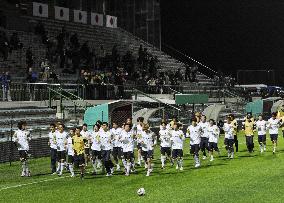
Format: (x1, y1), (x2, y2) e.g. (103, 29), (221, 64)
(0, 82), (245, 102)
(162, 43), (218, 79)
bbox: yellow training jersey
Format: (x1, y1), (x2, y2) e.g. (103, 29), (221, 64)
(244, 120), (254, 136)
(231, 119), (238, 135)
(73, 135), (85, 155)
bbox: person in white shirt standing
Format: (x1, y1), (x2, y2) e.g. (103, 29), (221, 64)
(135, 117), (144, 166)
(55, 123), (68, 176)
(171, 122), (185, 171)
(13, 121), (31, 177)
(90, 124), (102, 175)
(208, 119), (220, 162)
(186, 118), (202, 168)
(110, 121), (123, 171)
(66, 128), (75, 177)
(159, 121), (173, 169)
(100, 122), (114, 176)
(120, 123), (135, 176)
(48, 123), (57, 174)
(255, 115), (267, 153)
(81, 123), (91, 166)
(141, 124), (156, 176)
(267, 112), (282, 154)
(198, 115), (210, 160)
(223, 116), (235, 159)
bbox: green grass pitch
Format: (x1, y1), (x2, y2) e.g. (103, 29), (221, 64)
(1, 132), (284, 203)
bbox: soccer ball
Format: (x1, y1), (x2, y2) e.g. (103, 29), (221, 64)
(137, 188), (145, 196)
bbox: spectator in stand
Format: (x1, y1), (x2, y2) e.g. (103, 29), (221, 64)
(185, 65), (191, 82)
(114, 71), (125, 99)
(26, 68), (38, 101)
(112, 45), (119, 70)
(34, 21), (45, 36)
(142, 48), (149, 70)
(138, 44), (143, 68)
(149, 56), (157, 77)
(175, 68), (183, 82)
(97, 45), (106, 69)
(40, 59), (50, 81)
(80, 41), (91, 67)
(9, 32), (23, 53)
(190, 66), (198, 82)
(70, 33), (79, 48)
(0, 71), (11, 101)
(26, 47), (33, 71)
(122, 50), (135, 78)
(0, 30), (9, 61)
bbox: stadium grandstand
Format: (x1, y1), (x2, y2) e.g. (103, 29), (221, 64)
(1, 1), (284, 202)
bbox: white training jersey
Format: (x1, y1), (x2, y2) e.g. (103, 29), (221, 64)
(100, 130), (112, 151)
(13, 129), (31, 151)
(159, 124), (171, 131)
(170, 130), (185, 150)
(48, 131), (57, 149)
(67, 137), (74, 156)
(55, 131), (67, 151)
(208, 125), (220, 143)
(187, 125), (202, 145)
(120, 130), (135, 152)
(80, 130), (91, 148)
(90, 131), (101, 151)
(159, 129), (171, 148)
(267, 118), (280, 135)
(136, 124), (143, 144)
(141, 131), (155, 151)
(198, 121), (209, 138)
(223, 123), (234, 139)
(110, 127), (123, 148)
(255, 120), (267, 136)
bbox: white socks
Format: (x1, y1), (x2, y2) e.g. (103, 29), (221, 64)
(69, 164), (74, 176)
(161, 155), (166, 167)
(126, 162), (131, 175)
(59, 163), (64, 175)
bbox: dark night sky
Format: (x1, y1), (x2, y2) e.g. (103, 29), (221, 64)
(161, 0), (284, 75)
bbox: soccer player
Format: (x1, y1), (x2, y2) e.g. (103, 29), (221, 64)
(198, 115), (209, 159)
(120, 123), (135, 176)
(90, 124), (102, 175)
(186, 118), (202, 168)
(110, 121), (123, 171)
(100, 122), (114, 176)
(208, 119), (220, 162)
(171, 122), (185, 170)
(223, 116), (235, 159)
(159, 121), (173, 169)
(267, 112), (282, 154)
(66, 128), (75, 177)
(136, 117), (144, 166)
(230, 114), (238, 152)
(255, 115), (267, 153)
(73, 127), (87, 179)
(48, 123), (57, 174)
(141, 124), (156, 176)
(80, 123), (91, 166)
(55, 123), (68, 176)
(244, 115), (255, 153)
(13, 121), (31, 177)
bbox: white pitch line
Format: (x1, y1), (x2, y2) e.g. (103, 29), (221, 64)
(0, 176), (67, 192)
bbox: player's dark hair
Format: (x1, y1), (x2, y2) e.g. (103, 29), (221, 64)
(102, 122), (108, 126)
(75, 126), (81, 131)
(272, 112), (277, 117)
(137, 117), (144, 122)
(112, 121), (118, 125)
(229, 114), (235, 119)
(82, 123), (88, 127)
(124, 123), (132, 129)
(209, 119), (215, 125)
(18, 121), (27, 130)
(201, 115), (207, 119)
(161, 121), (167, 125)
(58, 123), (65, 128)
(93, 124), (100, 129)
(191, 117), (197, 123)
(96, 120), (102, 125)
(50, 123), (56, 128)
